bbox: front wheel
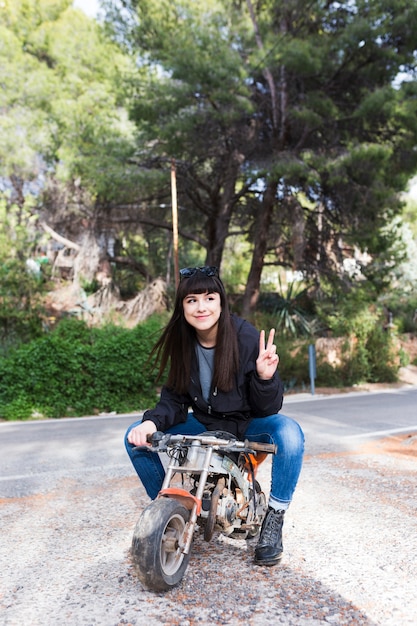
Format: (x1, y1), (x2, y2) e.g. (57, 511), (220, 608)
(131, 498), (191, 591)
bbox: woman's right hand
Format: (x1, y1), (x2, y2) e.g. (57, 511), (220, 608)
(127, 420), (157, 447)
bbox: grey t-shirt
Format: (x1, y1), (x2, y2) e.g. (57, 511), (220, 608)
(196, 343), (215, 402)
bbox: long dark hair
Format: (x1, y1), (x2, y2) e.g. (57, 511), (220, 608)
(151, 272), (239, 394)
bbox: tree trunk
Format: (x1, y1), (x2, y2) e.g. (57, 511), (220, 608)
(72, 231), (102, 285)
(241, 2), (289, 316)
(205, 150), (243, 269)
(242, 181), (277, 317)
(116, 278), (167, 324)
(205, 202), (233, 269)
(290, 200), (306, 269)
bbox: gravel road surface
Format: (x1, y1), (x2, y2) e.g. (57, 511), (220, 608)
(1, 395), (416, 625)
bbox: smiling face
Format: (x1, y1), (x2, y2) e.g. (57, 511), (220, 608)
(182, 291), (222, 346)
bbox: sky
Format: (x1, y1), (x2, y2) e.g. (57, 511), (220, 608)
(73, 0), (100, 18)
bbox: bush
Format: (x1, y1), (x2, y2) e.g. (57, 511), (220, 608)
(0, 201), (48, 353)
(0, 258), (45, 353)
(0, 316), (165, 420)
(0, 302), (404, 419)
(268, 324), (400, 390)
(365, 326), (399, 383)
(252, 336), (315, 392)
(257, 282), (316, 337)
(379, 294), (417, 334)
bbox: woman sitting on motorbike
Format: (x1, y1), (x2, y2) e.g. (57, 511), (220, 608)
(125, 266), (304, 566)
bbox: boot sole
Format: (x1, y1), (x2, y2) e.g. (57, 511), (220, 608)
(253, 553), (283, 566)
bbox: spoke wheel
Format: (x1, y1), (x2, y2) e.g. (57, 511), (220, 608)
(131, 498), (191, 591)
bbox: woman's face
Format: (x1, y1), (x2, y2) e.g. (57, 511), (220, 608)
(182, 290), (222, 342)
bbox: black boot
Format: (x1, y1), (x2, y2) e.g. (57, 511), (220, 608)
(254, 507), (285, 566)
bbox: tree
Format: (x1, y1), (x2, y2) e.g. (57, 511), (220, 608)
(2, 1), (417, 320)
(0, 0), (140, 286)
(103, 0), (259, 271)
(103, 0), (417, 312)
(240, 0), (417, 312)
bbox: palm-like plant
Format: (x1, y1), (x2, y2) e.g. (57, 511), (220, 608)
(275, 279), (313, 337)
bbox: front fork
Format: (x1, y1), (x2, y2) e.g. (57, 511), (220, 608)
(158, 443), (214, 555)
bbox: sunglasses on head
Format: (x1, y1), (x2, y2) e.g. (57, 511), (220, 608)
(179, 266), (219, 281)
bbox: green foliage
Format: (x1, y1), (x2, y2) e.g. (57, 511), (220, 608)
(365, 327), (399, 383)
(336, 325), (400, 387)
(273, 281), (315, 337)
(312, 287), (400, 385)
(0, 0), (138, 208)
(0, 0), (416, 407)
(314, 360), (345, 389)
(0, 200), (46, 352)
(0, 302), (406, 419)
(279, 325), (400, 391)
(254, 290), (401, 390)
(403, 195), (417, 239)
(379, 292), (417, 334)
(0, 257), (45, 350)
(107, 0), (417, 296)
(315, 283), (376, 337)
(3, 0), (417, 321)
(0, 316), (164, 420)
(276, 339), (311, 392)
(253, 278), (319, 339)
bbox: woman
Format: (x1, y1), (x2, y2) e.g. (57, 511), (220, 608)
(125, 266), (304, 566)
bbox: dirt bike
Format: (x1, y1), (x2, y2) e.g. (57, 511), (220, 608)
(130, 430), (276, 591)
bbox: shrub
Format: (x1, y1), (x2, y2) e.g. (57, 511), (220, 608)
(0, 316), (165, 420)
(256, 337), (313, 392)
(257, 281), (316, 337)
(380, 294), (417, 334)
(0, 200), (47, 354)
(365, 326), (399, 383)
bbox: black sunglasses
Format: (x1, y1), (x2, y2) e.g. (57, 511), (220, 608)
(179, 266), (219, 281)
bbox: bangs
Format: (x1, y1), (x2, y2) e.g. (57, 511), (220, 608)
(177, 273), (223, 299)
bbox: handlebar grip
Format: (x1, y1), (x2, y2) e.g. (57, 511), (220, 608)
(132, 431), (167, 451)
(244, 440), (277, 454)
(146, 431), (165, 445)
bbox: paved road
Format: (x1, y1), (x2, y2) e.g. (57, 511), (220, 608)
(1, 386), (416, 497)
(283, 386), (417, 453)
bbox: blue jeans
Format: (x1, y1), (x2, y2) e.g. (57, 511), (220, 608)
(125, 413), (304, 509)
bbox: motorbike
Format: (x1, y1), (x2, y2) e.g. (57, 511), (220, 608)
(130, 430), (276, 591)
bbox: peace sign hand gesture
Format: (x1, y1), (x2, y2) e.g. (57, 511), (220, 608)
(256, 328), (279, 380)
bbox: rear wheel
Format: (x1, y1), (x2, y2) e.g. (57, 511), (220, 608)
(131, 498), (191, 591)
(204, 477), (225, 541)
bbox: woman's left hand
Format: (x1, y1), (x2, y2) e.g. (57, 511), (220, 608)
(256, 328), (279, 380)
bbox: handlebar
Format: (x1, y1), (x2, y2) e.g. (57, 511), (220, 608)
(142, 431), (277, 455)
(244, 439), (276, 454)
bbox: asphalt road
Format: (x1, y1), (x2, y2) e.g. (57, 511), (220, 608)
(1, 386), (416, 498)
(283, 386), (417, 453)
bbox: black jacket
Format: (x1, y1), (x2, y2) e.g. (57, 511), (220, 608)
(142, 315), (284, 438)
